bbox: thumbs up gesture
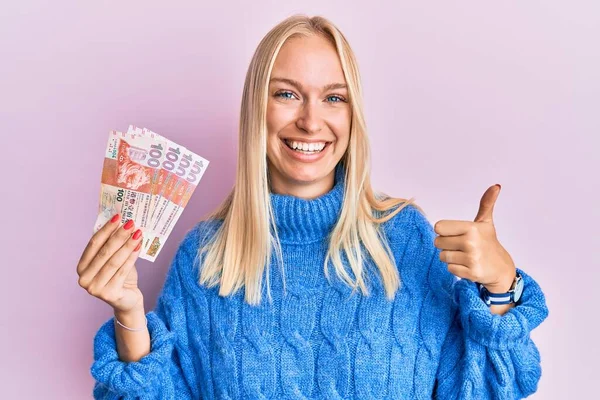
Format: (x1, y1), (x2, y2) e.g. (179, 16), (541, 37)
(433, 184), (517, 294)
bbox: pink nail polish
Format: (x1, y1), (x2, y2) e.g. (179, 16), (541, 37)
(132, 229), (142, 240)
(123, 220), (134, 230)
(110, 214), (120, 223)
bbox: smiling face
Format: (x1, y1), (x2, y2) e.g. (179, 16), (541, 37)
(266, 34), (351, 198)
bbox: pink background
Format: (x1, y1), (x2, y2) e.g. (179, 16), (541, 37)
(2, 1), (598, 398)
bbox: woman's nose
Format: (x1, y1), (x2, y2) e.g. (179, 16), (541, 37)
(296, 102), (323, 134)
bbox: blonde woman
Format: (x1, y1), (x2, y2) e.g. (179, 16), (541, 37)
(78, 14), (548, 399)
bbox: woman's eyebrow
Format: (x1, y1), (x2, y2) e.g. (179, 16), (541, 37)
(270, 77), (347, 91)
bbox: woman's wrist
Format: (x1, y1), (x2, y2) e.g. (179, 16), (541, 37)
(114, 304), (146, 331)
(113, 303), (151, 362)
(484, 269), (517, 294)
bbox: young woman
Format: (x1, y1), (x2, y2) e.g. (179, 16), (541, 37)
(77, 14), (548, 399)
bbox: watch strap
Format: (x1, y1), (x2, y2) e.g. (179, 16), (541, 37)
(478, 272), (522, 306)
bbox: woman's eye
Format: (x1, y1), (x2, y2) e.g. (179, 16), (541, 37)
(275, 91), (296, 100)
(327, 95), (346, 103)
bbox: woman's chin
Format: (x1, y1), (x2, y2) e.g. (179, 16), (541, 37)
(284, 164), (335, 184)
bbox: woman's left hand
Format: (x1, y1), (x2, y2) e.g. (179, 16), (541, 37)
(433, 184), (517, 294)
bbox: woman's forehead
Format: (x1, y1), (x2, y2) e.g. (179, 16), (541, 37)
(272, 36), (345, 89)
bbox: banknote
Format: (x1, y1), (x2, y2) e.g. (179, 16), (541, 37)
(128, 125), (164, 140)
(127, 125), (167, 222)
(95, 130), (161, 231)
(144, 137), (188, 234)
(117, 131), (166, 230)
(94, 131), (121, 232)
(142, 148), (209, 261)
(95, 125), (209, 262)
(140, 137), (190, 256)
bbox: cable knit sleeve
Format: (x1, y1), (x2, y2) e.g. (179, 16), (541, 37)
(90, 221), (213, 399)
(409, 206), (549, 399)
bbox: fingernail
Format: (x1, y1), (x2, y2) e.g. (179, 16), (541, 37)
(134, 241), (142, 252)
(110, 214), (120, 223)
(132, 229), (142, 240)
(123, 220), (134, 230)
(495, 184), (501, 190)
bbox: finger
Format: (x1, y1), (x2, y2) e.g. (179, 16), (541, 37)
(474, 184), (501, 223)
(438, 249), (471, 268)
(105, 242), (141, 291)
(447, 263), (472, 280)
(88, 229), (143, 292)
(79, 220), (136, 288)
(433, 220), (472, 236)
(433, 235), (470, 252)
(77, 213), (121, 276)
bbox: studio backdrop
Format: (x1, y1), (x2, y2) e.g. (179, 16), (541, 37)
(1, 1), (597, 399)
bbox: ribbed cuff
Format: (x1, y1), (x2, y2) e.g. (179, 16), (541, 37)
(453, 268), (549, 350)
(91, 311), (176, 397)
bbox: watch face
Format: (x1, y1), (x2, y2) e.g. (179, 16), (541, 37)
(513, 277), (524, 302)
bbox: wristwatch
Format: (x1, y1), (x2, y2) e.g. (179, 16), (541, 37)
(478, 272), (524, 306)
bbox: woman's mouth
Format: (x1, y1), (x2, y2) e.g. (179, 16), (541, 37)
(282, 139), (331, 155)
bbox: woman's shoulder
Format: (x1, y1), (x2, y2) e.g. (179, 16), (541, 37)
(181, 218), (224, 248)
(379, 201), (435, 245)
(167, 218), (224, 287)
(171, 218), (224, 266)
(379, 202), (456, 301)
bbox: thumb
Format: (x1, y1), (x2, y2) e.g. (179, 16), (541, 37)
(474, 184), (501, 223)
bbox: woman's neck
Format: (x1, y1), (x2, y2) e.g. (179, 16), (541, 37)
(268, 166), (336, 200)
(269, 163), (345, 244)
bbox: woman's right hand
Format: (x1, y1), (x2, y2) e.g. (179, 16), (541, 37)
(77, 214), (145, 314)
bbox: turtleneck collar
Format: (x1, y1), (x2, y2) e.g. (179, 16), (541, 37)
(270, 163), (345, 244)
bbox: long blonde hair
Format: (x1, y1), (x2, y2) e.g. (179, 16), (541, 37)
(198, 14), (421, 305)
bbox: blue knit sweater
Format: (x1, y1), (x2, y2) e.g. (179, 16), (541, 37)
(91, 164), (549, 399)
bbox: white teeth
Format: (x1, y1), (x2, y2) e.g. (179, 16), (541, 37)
(284, 139), (326, 153)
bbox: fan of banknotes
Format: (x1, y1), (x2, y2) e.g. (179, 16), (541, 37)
(94, 125), (209, 262)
